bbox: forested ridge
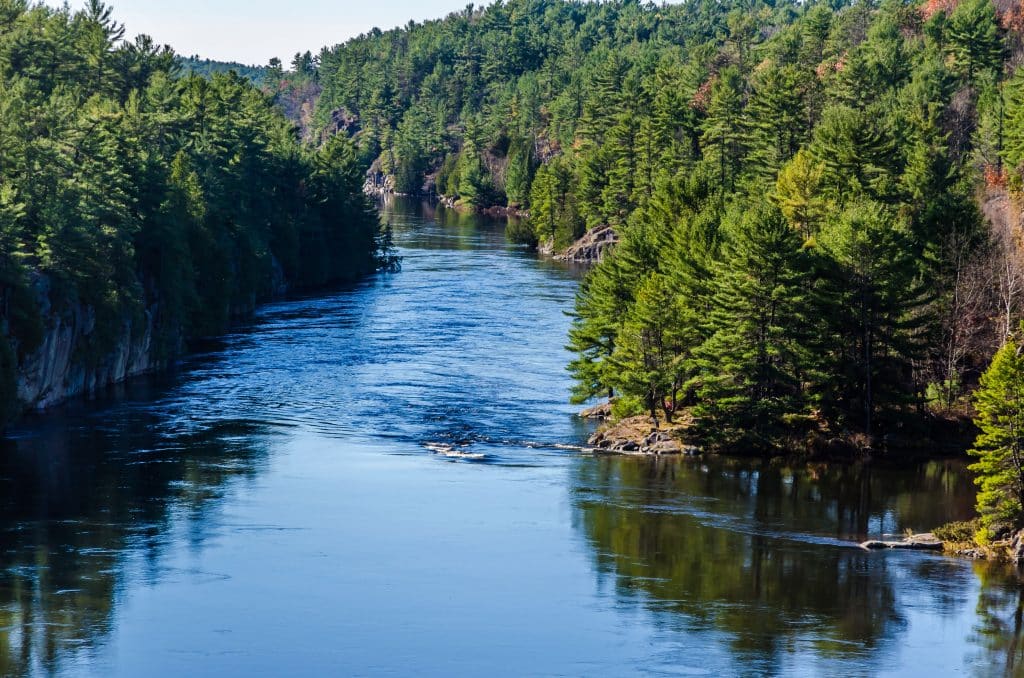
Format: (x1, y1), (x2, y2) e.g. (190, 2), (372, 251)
(0, 0), (387, 425)
(177, 56), (270, 86)
(311, 0), (1024, 458)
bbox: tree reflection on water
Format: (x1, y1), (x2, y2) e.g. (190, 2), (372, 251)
(0, 416), (271, 677)
(571, 454), (1023, 674)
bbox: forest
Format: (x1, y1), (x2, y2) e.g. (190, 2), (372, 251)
(312, 0), (1024, 461)
(177, 56), (270, 86)
(0, 0), (387, 426)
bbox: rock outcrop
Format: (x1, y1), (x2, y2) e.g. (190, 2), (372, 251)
(587, 414), (700, 455)
(555, 225), (618, 263)
(579, 401), (613, 420)
(14, 275), (164, 412)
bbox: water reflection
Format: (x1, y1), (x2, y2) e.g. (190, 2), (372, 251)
(0, 415), (271, 677)
(1, 197), (1023, 676)
(970, 562), (1024, 677)
(571, 455), (1023, 675)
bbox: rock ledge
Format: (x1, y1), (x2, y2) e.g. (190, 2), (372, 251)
(859, 533), (943, 551)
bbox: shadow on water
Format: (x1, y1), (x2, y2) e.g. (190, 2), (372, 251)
(0, 415), (273, 677)
(570, 454), (1024, 675)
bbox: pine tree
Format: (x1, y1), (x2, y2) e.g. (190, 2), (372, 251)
(1002, 68), (1024, 177)
(568, 220), (661, 405)
(691, 203), (812, 450)
(529, 156), (581, 248)
(700, 67), (748, 193)
(946, 0), (1004, 83)
(816, 201), (930, 439)
(970, 336), (1024, 537)
(609, 273), (689, 423)
(744, 64), (808, 181)
(774, 149), (829, 240)
(505, 137), (534, 208)
(809, 105), (900, 202)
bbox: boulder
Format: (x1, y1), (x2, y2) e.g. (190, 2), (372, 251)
(587, 414), (695, 455)
(1012, 530), (1024, 564)
(644, 440), (682, 454)
(580, 401), (613, 420)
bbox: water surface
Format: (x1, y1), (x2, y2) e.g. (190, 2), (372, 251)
(1, 197), (1021, 676)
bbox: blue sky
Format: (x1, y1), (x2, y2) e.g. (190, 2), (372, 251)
(50, 0), (476, 64)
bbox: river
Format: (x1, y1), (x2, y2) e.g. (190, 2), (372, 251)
(0, 196), (1021, 677)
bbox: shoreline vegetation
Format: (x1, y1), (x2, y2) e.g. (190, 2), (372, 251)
(0, 2), (392, 428)
(579, 399), (1024, 562)
(319, 0), (1024, 560)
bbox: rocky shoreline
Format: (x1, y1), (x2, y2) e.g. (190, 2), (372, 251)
(582, 407), (702, 456)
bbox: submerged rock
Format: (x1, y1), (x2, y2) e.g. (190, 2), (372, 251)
(859, 533), (943, 551)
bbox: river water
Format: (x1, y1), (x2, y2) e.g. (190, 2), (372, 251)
(0, 197), (1021, 677)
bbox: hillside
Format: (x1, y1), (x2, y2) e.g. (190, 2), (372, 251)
(313, 0), (1024, 454)
(0, 3), (387, 426)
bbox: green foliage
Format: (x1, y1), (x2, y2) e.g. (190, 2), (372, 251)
(1003, 69), (1024, 174)
(0, 1), (383, 419)
(529, 156), (581, 248)
(690, 204), (814, 450)
(946, 0), (1004, 83)
(971, 339), (1024, 532)
(815, 201), (929, 436)
(505, 137), (535, 208)
(775, 150), (829, 240)
(609, 272), (688, 423)
(933, 518), (982, 543)
(177, 56), (269, 86)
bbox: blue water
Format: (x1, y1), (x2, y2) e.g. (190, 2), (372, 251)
(0, 197), (1019, 677)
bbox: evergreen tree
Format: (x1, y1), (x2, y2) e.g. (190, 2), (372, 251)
(946, 0), (1004, 83)
(568, 220), (660, 404)
(1002, 69), (1024, 177)
(700, 67), (748, 193)
(774, 149), (829, 240)
(691, 204), (813, 450)
(609, 273), (688, 423)
(745, 64), (808, 181)
(809, 105), (900, 202)
(816, 201), (930, 439)
(505, 137), (534, 207)
(529, 156), (580, 248)
(970, 336), (1024, 537)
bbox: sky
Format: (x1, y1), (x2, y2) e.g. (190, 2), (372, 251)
(47, 0), (477, 65)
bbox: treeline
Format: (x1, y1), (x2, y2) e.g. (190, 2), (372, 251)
(313, 0), (1024, 453)
(563, 0), (1024, 454)
(177, 56), (270, 86)
(0, 1), (387, 425)
(178, 53), (322, 135)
